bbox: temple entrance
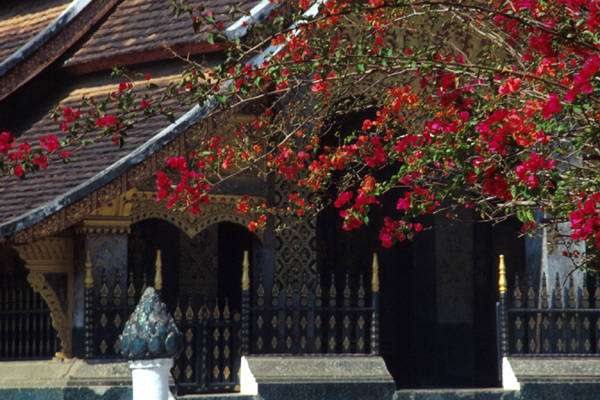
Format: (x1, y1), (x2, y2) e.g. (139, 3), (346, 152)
(127, 219), (260, 394)
(0, 247), (59, 360)
(317, 203), (523, 388)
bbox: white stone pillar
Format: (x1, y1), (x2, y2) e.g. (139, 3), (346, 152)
(129, 358), (173, 400)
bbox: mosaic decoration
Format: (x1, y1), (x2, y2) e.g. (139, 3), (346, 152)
(119, 287), (182, 360)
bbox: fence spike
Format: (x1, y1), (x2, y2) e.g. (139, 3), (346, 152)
(329, 273), (337, 307)
(513, 274), (522, 308)
(568, 275), (576, 308)
(554, 272), (562, 308)
(582, 276), (590, 308)
(541, 272), (549, 308)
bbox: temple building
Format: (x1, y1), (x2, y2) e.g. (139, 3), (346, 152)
(0, 1), (598, 399)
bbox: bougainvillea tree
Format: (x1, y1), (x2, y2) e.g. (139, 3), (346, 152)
(1, 0), (600, 267)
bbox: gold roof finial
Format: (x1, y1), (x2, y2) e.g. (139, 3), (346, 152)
(498, 254), (507, 295)
(154, 249), (163, 291)
(371, 253), (380, 293)
(242, 250), (250, 291)
(84, 250), (94, 289)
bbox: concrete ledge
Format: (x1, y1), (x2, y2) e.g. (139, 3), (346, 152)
(507, 357), (600, 383)
(245, 356), (394, 384)
(394, 389), (518, 400)
(0, 359), (130, 388)
(244, 356), (395, 400)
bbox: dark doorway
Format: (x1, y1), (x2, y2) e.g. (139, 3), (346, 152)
(317, 206), (524, 388)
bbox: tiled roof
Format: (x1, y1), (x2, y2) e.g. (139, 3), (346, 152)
(0, 71), (186, 225)
(64, 0), (257, 70)
(0, 0), (71, 64)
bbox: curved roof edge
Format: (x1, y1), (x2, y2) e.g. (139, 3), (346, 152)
(0, 0), (283, 239)
(0, 0), (121, 103)
(0, 0), (92, 78)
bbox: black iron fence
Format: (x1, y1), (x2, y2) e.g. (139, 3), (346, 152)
(250, 269), (379, 355)
(84, 250), (381, 393)
(0, 273), (58, 359)
(498, 255), (600, 358)
(172, 296), (241, 394)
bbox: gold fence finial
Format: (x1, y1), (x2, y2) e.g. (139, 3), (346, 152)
(84, 250), (94, 288)
(371, 252), (380, 293)
(242, 250), (250, 291)
(154, 249), (163, 291)
(498, 254), (507, 295)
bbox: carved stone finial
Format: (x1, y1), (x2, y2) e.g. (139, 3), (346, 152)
(242, 250), (250, 291)
(154, 250), (162, 291)
(84, 251), (94, 289)
(371, 253), (380, 293)
(498, 254), (507, 295)
(119, 287), (182, 360)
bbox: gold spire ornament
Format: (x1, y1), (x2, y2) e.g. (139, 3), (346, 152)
(154, 249), (163, 291)
(371, 253), (380, 293)
(498, 254), (507, 294)
(242, 250), (250, 291)
(84, 251), (94, 289)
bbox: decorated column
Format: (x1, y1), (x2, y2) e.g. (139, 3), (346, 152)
(119, 287), (182, 400)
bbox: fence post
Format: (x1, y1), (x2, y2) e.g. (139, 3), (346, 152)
(241, 250), (250, 355)
(497, 254), (509, 383)
(84, 251), (94, 358)
(370, 253), (380, 355)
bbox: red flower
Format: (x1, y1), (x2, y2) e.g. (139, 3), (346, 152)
(96, 115), (119, 128)
(498, 77), (521, 95)
(13, 164), (23, 178)
(40, 135), (60, 153)
(396, 193), (411, 210)
(541, 93), (563, 120)
(334, 191), (353, 208)
(139, 98), (151, 110)
(118, 82), (133, 92)
(0, 131), (14, 154)
(32, 155), (48, 169)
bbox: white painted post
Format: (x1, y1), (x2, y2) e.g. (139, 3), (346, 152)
(129, 358), (174, 400)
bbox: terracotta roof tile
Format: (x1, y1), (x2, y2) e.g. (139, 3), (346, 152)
(64, 0), (257, 69)
(0, 0), (71, 63)
(0, 72), (187, 224)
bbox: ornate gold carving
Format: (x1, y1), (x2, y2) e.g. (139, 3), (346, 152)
(129, 191), (263, 239)
(242, 250), (250, 291)
(154, 250), (163, 291)
(15, 237), (73, 273)
(371, 253), (380, 293)
(498, 254), (507, 295)
(26, 271), (72, 358)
